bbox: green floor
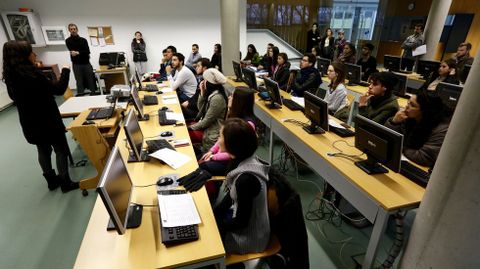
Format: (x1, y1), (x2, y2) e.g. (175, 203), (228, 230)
(0, 102), (413, 269)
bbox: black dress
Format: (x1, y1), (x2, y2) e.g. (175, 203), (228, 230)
(211, 53), (222, 72)
(306, 29), (320, 52)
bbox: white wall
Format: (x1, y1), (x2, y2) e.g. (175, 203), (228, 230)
(0, 20), (13, 110)
(246, 29), (302, 63)
(0, 0), (221, 89)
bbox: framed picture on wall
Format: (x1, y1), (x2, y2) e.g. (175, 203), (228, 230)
(41, 26), (68, 45)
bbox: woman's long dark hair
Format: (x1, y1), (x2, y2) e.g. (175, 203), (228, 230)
(214, 43), (222, 54)
(228, 88), (254, 120)
(200, 81), (228, 119)
(2, 41), (38, 93)
(132, 31), (145, 44)
(404, 92), (449, 149)
(245, 44), (258, 60)
(223, 118), (258, 171)
(329, 61), (346, 91)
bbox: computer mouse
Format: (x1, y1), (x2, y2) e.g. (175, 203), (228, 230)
(157, 177), (174, 186)
(160, 106), (169, 111)
(82, 120), (95, 125)
(156, 91), (163, 95)
(160, 131), (173, 137)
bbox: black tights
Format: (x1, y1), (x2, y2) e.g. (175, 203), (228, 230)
(36, 135), (70, 178)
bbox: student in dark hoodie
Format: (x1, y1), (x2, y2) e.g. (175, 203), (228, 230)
(272, 52), (291, 91)
(291, 53), (321, 97)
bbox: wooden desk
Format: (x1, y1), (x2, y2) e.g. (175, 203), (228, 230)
(74, 91), (226, 269)
(95, 66), (130, 95)
(59, 95), (128, 118)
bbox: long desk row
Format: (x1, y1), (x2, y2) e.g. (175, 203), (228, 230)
(72, 90), (226, 268)
(227, 77), (425, 268)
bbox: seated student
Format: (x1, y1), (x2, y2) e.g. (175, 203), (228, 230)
(182, 58), (211, 121)
(242, 44), (261, 67)
(335, 72), (399, 125)
(356, 43), (377, 81)
(199, 88), (256, 176)
(168, 53), (197, 103)
(258, 46), (279, 77)
(420, 58), (459, 92)
(291, 53), (321, 97)
(158, 46), (176, 81)
(337, 43), (356, 64)
(188, 68), (228, 151)
(324, 62), (348, 114)
(452, 42), (474, 83)
(385, 92), (450, 167)
(213, 118), (271, 255)
(186, 44), (202, 67)
(272, 52), (291, 91)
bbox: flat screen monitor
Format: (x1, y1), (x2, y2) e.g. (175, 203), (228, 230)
(354, 115), (403, 174)
(97, 146), (142, 235)
(303, 92), (329, 134)
(416, 60), (440, 79)
(263, 77), (282, 109)
(391, 72), (408, 97)
(317, 57), (331, 76)
(242, 67), (258, 91)
(130, 84), (149, 121)
(124, 109), (149, 162)
(460, 64), (471, 83)
(384, 55), (401, 72)
(232, 60), (243, 82)
(435, 82), (463, 111)
(345, 63), (362, 85)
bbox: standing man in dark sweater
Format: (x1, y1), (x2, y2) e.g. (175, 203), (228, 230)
(357, 43), (377, 81)
(65, 23), (96, 95)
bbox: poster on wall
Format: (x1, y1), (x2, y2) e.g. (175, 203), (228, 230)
(5, 14), (36, 43)
(87, 26), (114, 46)
(41, 26), (68, 45)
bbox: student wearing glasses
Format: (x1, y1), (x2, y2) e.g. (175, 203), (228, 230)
(385, 92), (451, 167)
(291, 53), (321, 97)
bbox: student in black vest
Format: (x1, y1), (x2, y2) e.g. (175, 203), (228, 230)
(272, 52), (291, 91)
(2, 41), (79, 192)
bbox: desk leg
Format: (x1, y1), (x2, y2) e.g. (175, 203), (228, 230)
(363, 208), (389, 269)
(268, 127), (274, 164)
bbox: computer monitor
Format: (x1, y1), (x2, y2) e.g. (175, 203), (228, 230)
(435, 82), (463, 111)
(303, 92), (329, 134)
(391, 72), (408, 97)
(232, 61), (243, 82)
(416, 60), (440, 79)
(460, 64), (471, 83)
(263, 77), (282, 109)
(130, 84), (149, 121)
(384, 55), (401, 72)
(97, 145), (142, 234)
(354, 115), (403, 174)
(242, 67), (258, 91)
(317, 57), (331, 76)
(124, 109), (150, 162)
(345, 63), (362, 85)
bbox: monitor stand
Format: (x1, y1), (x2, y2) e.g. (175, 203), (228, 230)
(138, 114), (150, 121)
(107, 204), (143, 231)
(303, 123), (325, 134)
(127, 150), (151, 163)
(355, 155), (388, 174)
(235, 77), (243, 82)
(266, 101), (281, 109)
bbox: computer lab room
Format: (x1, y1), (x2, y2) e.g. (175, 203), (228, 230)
(0, 0), (478, 268)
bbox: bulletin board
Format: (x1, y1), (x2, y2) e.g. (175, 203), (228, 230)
(87, 26), (114, 47)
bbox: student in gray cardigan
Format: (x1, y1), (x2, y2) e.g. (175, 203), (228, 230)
(214, 118), (271, 254)
(324, 62), (348, 114)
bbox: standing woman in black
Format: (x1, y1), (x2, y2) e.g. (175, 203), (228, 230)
(131, 31), (147, 75)
(306, 23), (320, 53)
(319, 28), (335, 60)
(211, 43), (222, 72)
(2, 41), (78, 192)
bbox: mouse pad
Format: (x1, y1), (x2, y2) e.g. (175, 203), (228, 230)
(156, 173), (180, 192)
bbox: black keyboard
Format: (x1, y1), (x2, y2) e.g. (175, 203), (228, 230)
(396, 70), (412, 74)
(329, 125), (355, 137)
(143, 95), (158, 105)
(86, 106), (114, 120)
(158, 110), (177, 126)
(158, 189), (199, 245)
(400, 161), (430, 187)
(143, 84), (158, 92)
(282, 98), (304, 111)
(146, 139), (175, 154)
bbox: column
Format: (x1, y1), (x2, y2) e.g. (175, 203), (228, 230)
(399, 51), (480, 268)
(220, 0), (241, 76)
(423, 0), (453, 59)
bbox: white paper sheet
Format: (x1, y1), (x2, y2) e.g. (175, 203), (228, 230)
(90, 37), (99, 46)
(149, 148), (191, 169)
(291, 97), (305, 107)
(160, 87), (173, 93)
(162, 96), (178, 104)
(412, 44), (427, 57)
(157, 193), (201, 227)
(98, 38), (106, 47)
(328, 118), (346, 129)
(165, 112), (184, 121)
